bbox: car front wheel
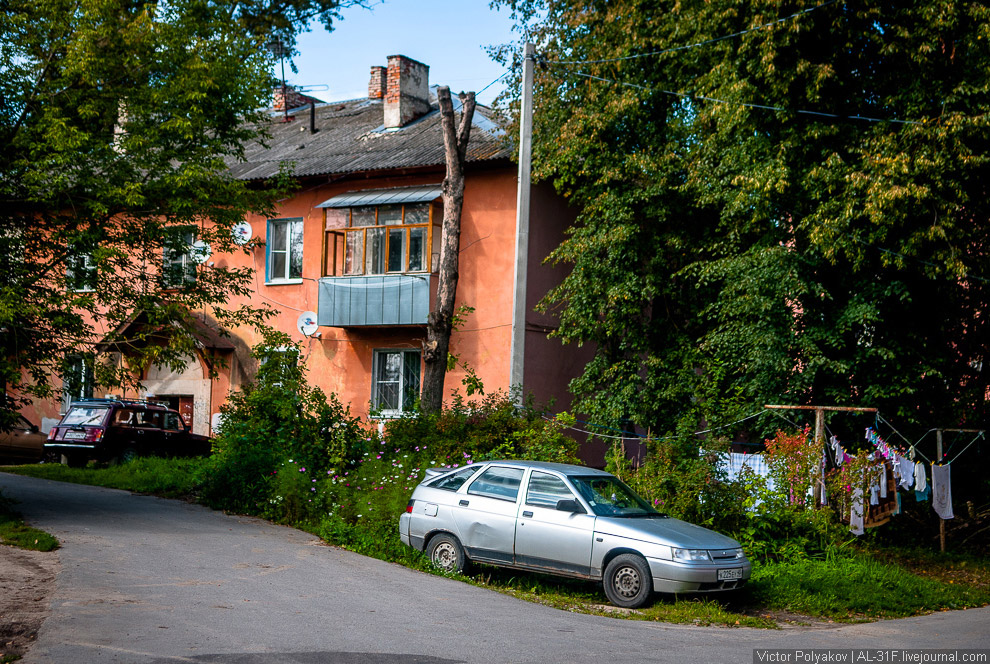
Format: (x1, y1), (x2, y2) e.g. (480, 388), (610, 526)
(603, 553), (652, 608)
(427, 533), (467, 574)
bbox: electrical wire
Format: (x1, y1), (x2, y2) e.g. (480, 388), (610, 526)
(544, 0), (840, 66)
(547, 409), (769, 442)
(566, 70), (924, 126)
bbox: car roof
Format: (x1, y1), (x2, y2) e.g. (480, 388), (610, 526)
(483, 460), (613, 477)
(68, 399), (170, 412)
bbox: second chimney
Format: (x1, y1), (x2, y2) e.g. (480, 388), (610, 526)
(368, 66), (386, 100)
(384, 55), (429, 129)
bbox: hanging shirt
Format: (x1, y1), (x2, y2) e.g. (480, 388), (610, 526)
(915, 485), (930, 502)
(880, 464), (888, 498)
(898, 455), (915, 489)
(914, 462), (927, 492)
(931, 464), (954, 520)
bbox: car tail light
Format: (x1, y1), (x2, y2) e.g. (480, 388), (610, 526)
(405, 499), (415, 514)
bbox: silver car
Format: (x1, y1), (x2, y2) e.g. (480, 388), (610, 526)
(399, 460), (751, 608)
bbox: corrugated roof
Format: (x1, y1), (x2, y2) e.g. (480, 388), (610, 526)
(227, 90), (512, 181)
(316, 185), (442, 208)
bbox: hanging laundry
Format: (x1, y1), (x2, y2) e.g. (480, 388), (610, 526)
(915, 485), (930, 502)
(893, 491), (902, 516)
(931, 464), (954, 520)
(879, 464), (888, 498)
(913, 462), (927, 492)
(870, 484), (880, 505)
(850, 487), (865, 536)
(898, 455), (914, 489)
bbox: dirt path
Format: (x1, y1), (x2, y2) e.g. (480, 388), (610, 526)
(0, 546), (58, 661)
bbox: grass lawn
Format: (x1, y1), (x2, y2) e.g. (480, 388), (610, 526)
(4, 460), (988, 628)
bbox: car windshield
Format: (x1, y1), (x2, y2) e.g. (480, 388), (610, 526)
(61, 407), (109, 426)
(570, 476), (663, 517)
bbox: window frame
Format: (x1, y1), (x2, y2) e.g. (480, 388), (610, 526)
(61, 355), (94, 412)
(370, 348), (421, 418)
(266, 217), (304, 284)
(66, 253), (98, 292)
(323, 202), (436, 277)
(162, 228), (198, 288)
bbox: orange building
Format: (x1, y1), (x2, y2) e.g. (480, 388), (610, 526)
(32, 55), (588, 436)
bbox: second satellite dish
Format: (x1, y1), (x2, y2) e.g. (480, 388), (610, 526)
(232, 221), (253, 246)
(297, 311), (319, 337)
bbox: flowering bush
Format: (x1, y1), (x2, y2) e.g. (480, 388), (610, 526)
(201, 336), (373, 515)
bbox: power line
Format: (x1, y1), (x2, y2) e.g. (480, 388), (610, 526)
(543, 0), (840, 66)
(566, 70), (924, 126)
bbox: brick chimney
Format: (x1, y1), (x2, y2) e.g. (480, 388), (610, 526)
(384, 55), (430, 129)
(368, 66), (386, 100)
(273, 86), (322, 113)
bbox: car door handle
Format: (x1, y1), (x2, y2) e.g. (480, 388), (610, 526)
(459, 500), (469, 506)
(522, 511), (533, 518)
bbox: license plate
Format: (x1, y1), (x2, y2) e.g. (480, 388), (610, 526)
(717, 568), (743, 581)
(64, 431), (87, 440)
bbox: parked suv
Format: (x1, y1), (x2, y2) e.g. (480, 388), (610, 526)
(45, 398), (211, 466)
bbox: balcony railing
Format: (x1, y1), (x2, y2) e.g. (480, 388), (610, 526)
(317, 274), (436, 327)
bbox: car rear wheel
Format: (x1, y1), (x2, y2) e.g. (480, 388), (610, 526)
(117, 447), (139, 464)
(427, 533), (467, 574)
(603, 553), (652, 608)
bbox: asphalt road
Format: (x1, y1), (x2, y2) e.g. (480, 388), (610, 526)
(2, 472), (988, 664)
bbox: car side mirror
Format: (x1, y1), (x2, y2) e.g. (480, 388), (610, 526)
(556, 499), (586, 514)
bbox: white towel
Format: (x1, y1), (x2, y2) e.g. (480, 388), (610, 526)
(914, 462), (927, 492)
(931, 464), (954, 520)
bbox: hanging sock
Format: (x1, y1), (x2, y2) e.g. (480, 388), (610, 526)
(914, 462), (927, 492)
(931, 464), (954, 520)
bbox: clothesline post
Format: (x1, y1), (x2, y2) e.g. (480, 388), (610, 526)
(931, 427), (983, 553)
(936, 430), (945, 553)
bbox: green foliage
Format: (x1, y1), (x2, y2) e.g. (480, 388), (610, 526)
(749, 554), (990, 619)
(0, 490), (59, 552)
(5, 457), (208, 498)
(201, 340), (370, 515)
(494, 0), (990, 434)
(383, 389), (581, 466)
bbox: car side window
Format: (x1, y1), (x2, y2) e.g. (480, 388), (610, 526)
(163, 413), (182, 431)
(113, 409), (136, 427)
(467, 467), (524, 502)
(428, 466), (481, 491)
(525, 471), (576, 509)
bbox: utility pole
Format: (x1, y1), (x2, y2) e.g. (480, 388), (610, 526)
(765, 405), (878, 506)
(509, 42), (535, 404)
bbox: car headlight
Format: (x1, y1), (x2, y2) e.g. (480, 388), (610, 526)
(671, 548), (712, 562)
(730, 548), (745, 559)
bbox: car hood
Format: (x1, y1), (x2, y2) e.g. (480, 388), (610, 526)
(594, 515), (741, 550)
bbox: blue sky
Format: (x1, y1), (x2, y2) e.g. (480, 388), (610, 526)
(282, 0), (521, 106)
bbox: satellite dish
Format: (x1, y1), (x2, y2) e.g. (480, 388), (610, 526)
(190, 240), (211, 264)
(232, 221), (253, 246)
(296, 311), (319, 337)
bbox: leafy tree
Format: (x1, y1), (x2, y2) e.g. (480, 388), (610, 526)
(0, 0), (355, 422)
(495, 0), (990, 434)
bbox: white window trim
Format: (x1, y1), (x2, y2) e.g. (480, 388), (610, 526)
(370, 348), (421, 419)
(266, 218), (304, 284)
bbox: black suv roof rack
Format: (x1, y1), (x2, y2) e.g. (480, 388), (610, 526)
(71, 397), (169, 408)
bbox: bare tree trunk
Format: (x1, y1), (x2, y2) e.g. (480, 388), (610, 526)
(420, 86), (476, 414)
